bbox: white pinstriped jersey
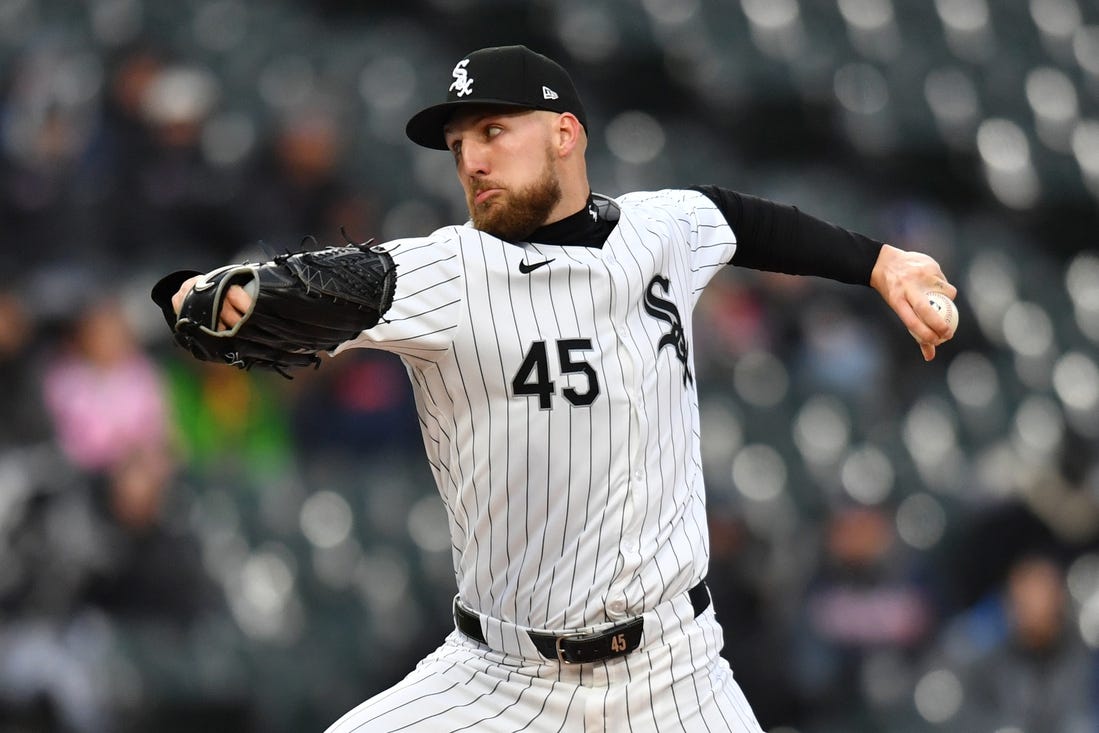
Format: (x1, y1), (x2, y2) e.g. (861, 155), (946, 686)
(339, 188), (737, 631)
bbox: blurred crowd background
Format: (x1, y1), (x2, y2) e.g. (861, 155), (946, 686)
(1, 0), (1099, 731)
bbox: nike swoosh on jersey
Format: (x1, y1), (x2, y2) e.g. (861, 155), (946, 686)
(518, 258), (555, 274)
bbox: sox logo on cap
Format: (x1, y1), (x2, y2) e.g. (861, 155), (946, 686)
(449, 59), (474, 97)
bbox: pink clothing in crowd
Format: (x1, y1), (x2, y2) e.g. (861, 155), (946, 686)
(43, 354), (169, 471)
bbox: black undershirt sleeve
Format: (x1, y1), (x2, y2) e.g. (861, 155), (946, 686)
(691, 185), (884, 286)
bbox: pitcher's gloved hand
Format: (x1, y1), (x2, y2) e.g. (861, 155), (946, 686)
(151, 241), (396, 376)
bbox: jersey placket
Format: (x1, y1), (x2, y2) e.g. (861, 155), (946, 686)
(602, 257), (648, 621)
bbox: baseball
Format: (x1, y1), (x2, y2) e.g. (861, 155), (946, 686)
(926, 291), (958, 337)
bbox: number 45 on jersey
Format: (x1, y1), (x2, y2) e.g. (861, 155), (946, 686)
(511, 338), (600, 409)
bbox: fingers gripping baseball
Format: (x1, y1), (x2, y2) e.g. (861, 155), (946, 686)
(870, 244), (958, 361)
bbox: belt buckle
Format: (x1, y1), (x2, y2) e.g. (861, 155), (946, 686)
(552, 621), (640, 664)
(553, 632), (586, 665)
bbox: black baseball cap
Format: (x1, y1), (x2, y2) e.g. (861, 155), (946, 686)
(405, 45), (587, 150)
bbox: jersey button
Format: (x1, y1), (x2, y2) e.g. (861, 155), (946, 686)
(608, 598), (627, 615)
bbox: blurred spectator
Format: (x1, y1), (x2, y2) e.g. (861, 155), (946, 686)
(0, 287), (51, 447)
(98, 46), (247, 269)
(160, 358), (294, 483)
(693, 272), (775, 370)
(0, 440), (243, 733)
(93, 43), (165, 253)
(706, 510), (803, 730)
(83, 442), (249, 733)
(41, 294), (170, 474)
(83, 443), (217, 624)
(792, 294), (889, 407)
(0, 39), (104, 272)
(791, 504), (937, 732)
(941, 553), (1097, 732)
(947, 457), (1099, 615)
(3, 287), (243, 731)
(240, 109), (374, 248)
(1017, 428), (1099, 552)
(290, 349), (422, 463)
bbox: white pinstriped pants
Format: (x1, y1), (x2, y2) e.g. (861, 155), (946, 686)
(324, 595), (764, 733)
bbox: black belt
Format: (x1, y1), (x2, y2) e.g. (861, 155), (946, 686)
(453, 581), (710, 665)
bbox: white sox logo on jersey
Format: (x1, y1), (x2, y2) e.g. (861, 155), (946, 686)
(644, 275), (693, 386)
(450, 59), (474, 97)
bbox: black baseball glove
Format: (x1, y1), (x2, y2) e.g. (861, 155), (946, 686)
(151, 241), (396, 376)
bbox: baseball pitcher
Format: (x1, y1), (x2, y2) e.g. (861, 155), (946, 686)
(152, 45), (957, 732)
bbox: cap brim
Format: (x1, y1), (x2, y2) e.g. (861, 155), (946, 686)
(405, 99), (544, 150)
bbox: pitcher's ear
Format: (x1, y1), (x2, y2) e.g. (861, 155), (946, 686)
(554, 112), (583, 156)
